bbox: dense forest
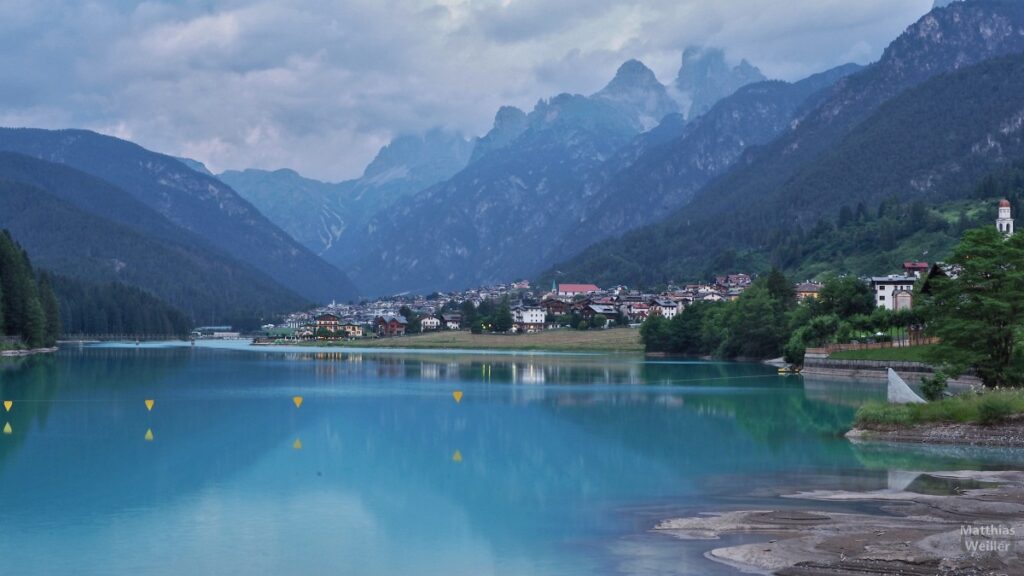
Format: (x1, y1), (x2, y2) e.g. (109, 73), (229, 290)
(51, 276), (191, 338)
(0, 230), (59, 349)
(0, 159), (308, 323)
(1, 228), (191, 343)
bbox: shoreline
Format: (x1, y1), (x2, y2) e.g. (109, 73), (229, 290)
(0, 346), (58, 357)
(847, 419), (1024, 449)
(656, 470), (1024, 575)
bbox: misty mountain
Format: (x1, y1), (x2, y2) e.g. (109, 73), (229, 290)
(220, 129), (473, 268)
(591, 59), (680, 131)
(334, 48), (781, 295)
(549, 0), (1024, 286)
(469, 106), (529, 163)
(675, 47), (767, 119)
(553, 62), (862, 260)
(349, 92), (640, 295)
(0, 128), (357, 303)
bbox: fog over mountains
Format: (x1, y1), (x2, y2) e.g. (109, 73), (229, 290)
(218, 1), (1024, 297)
(224, 46), (780, 295)
(3, 0), (1023, 318)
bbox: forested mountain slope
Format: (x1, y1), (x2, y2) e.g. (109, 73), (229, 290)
(0, 128), (357, 303)
(549, 0), (1024, 285)
(0, 154), (306, 322)
(553, 63), (861, 260)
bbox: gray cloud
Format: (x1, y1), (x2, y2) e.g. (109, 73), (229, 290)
(0, 0), (932, 180)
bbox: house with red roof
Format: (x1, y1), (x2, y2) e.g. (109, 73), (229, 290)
(902, 262), (930, 278)
(557, 283), (600, 298)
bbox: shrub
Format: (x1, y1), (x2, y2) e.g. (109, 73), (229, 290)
(783, 331), (806, 365)
(920, 373), (948, 402)
(978, 394), (1014, 425)
(854, 401), (914, 427)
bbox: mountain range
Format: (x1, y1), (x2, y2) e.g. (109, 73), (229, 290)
(219, 129), (473, 270)
(549, 0), (1024, 286)
(223, 47), (774, 295)
(6, 0), (1022, 312)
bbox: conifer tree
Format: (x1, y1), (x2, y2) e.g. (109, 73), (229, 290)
(923, 227), (1024, 387)
(39, 274), (60, 346)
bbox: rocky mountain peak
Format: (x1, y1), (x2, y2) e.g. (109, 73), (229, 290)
(675, 46), (767, 119)
(592, 59), (679, 131)
(470, 106), (529, 162)
(602, 59), (662, 90)
(362, 129), (472, 182)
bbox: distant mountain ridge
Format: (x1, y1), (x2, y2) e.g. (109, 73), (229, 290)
(0, 152), (306, 322)
(552, 62), (862, 261)
(675, 47), (767, 119)
(347, 91), (642, 295)
(0, 128), (358, 303)
(549, 0), (1024, 286)
(219, 47), (767, 296)
(219, 129), (473, 269)
(342, 53), (851, 295)
(591, 59), (680, 131)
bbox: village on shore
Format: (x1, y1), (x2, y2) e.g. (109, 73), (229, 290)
(222, 201), (1016, 346)
(241, 261), (931, 344)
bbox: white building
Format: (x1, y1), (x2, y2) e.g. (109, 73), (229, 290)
(870, 275), (916, 311)
(513, 306), (546, 332)
(650, 298), (679, 319)
(420, 315), (441, 331)
(997, 198), (1014, 236)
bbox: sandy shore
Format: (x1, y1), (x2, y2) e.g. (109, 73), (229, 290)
(655, 470), (1024, 575)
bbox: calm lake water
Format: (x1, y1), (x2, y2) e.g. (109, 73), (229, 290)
(1, 342), (1022, 575)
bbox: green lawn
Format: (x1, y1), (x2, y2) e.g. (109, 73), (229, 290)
(829, 345), (937, 363)
(855, 390), (1024, 428)
(279, 328), (643, 353)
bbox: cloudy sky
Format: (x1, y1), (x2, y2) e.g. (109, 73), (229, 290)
(0, 0), (935, 180)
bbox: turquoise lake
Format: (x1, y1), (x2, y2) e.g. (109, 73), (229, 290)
(1, 342), (1022, 575)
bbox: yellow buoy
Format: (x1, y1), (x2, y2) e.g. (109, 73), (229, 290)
(293, 396), (303, 408)
(3, 422), (11, 435)
(3, 400), (11, 412)
(452, 390), (463, 404)
(451, 450), (462, 462)
(144, 399), (155, 411)
(144, 428), (154, 441)
(293, 438), (303, 450)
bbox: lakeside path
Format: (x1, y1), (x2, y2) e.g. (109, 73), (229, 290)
(265, 328), (644, 353)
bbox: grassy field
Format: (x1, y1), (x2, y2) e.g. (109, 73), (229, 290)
(289, 328), (643, 353)
(829, 345), (937, 363)
(855, 390), (1024, 428)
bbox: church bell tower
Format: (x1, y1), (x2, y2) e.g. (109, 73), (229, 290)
(997, 199), (1014, 236)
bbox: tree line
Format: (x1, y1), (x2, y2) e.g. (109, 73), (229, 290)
(51, 275), (191, 338)
(640, 269), (920, 362)
(641, 221), (1024, 391)
(0, 230), (59, 349)
(1, 229), (190, 344)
